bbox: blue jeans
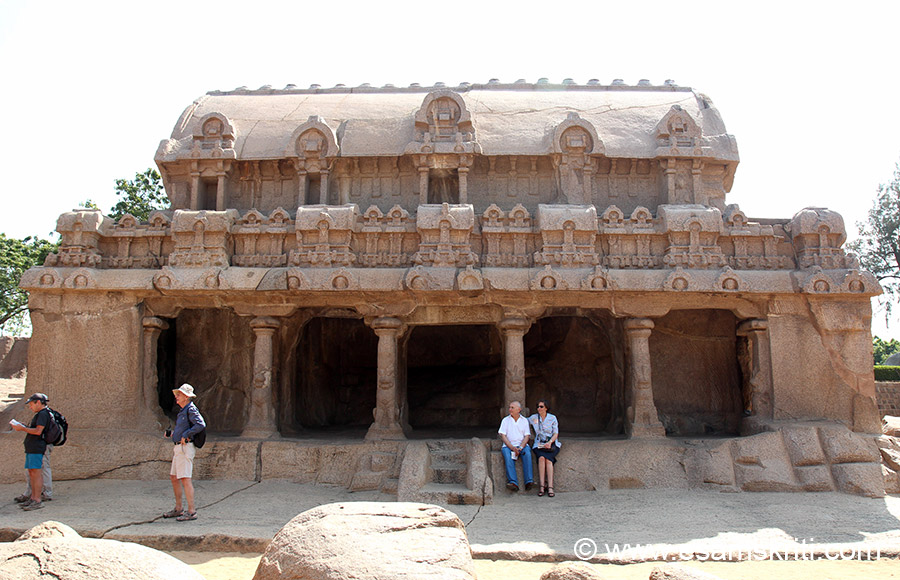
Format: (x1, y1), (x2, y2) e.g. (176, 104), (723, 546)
(501, 444), (533, 487)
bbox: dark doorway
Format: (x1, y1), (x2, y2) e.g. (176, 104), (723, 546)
(406, 325), (501, 428)
(649, 309), (743, 435)
(524, 315), (624, 434)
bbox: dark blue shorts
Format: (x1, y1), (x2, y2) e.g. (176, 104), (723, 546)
(25, 453), (43, 469)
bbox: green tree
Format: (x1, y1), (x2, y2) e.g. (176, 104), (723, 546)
(849, 163), (900, 319)
(0, 235), (58, 335)
(874, 336), (900, 365)
(108, 168), (168, 221)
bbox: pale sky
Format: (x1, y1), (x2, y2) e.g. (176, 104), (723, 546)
(1, 1), (898, 337)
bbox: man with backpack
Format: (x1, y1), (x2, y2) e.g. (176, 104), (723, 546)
(163, 383), (206, 522)
(9, 393), (54, 511)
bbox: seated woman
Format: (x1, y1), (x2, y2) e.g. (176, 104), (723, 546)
(528, 399), (560, 497)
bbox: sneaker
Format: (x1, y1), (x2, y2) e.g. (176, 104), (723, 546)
(14, 494), (30, 504)
(41, 493), (52, 502)
(22, 501), (44, 511)
(506, 482), (519, 492)
(524, 482), (534, 491)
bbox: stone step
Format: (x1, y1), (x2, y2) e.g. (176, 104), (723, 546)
(432, 465), (466, 485)
(430, 449), (465, 464)
(426, 440), (467, 453)
(381, 477), (399, 496)
(415, 483), (485, 506)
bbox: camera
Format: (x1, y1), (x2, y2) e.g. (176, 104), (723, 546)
(165, 428), (172, 438)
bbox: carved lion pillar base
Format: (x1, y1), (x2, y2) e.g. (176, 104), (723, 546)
(242, 316), (281, 439)
(624, 318), (665, 438)
(366, 317), (409, 441)
(499, 317), (532, 416)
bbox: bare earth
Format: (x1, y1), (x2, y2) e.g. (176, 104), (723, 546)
(172, 551), (899, 580)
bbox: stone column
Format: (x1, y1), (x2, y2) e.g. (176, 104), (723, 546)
(189, 166), (200, 210)
(737, 319), (774, 432)
(366, 317), (408, 440)
(142, 317), (168, 427)
(216, 172), (227, 211)
(242, 316), (280, 438)
(418, 166), (429, 205)
(624, 318), (665, 437)
(319, 169), (330, 205)
(458, 166), (469, 204)
(664, 158), (677, 203)
(296, 168), (308, 207)
(499, 317), (531, 415)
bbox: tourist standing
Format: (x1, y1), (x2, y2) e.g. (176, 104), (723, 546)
(163, 383), (206, 522)
(529, 399), (560, 497)
(498, 401), (533, 491)
(9, 393), (52, 510)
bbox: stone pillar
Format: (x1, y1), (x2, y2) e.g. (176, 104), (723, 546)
(691, 160), (703, 202)
(216, 173), (227, 211)
(142, 317), (168, 427)
(242, 316), (280, 438)
(366, 317), (408, 440)
(737, 319), (774, 432)
(418, 166), (429, 205)
(319, 169), (330, 205)
(458, 166), (469, 205)
(190, 168), (200, 210)
(296, 169), (308, 207)
(499, 317), (531, 415)
(664, 158), (676, 203)
(624, 318), (665, 437)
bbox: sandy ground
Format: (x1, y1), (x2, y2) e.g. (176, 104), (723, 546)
(172, 551), (899, 580)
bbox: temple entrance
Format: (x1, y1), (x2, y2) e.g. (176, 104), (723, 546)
(524, 314), (624, 434)
(649, 309), (743, 435)
(405, 324), (502, 429)
(287, 317), (377, 432)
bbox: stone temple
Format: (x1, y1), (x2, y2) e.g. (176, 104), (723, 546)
(5, 80), (888, 500)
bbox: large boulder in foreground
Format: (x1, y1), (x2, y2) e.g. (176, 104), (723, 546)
(253, 502), (476, 580)
(0, 522), (204, 580)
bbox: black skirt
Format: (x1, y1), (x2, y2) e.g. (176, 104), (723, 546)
(533, 445), (560, 463)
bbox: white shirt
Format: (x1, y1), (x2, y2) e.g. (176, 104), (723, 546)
(498, 415), (530, 448)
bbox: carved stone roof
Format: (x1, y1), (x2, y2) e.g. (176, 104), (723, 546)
(156, 81), (739, 163)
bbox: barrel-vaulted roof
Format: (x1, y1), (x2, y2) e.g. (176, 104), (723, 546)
(155, 80), (739, 164)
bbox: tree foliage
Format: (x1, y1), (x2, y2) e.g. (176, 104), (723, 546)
(848, 163), (900, 318)
(874, 335), (900, 365)
(0, 235), (58, 334)
(109, 168), (168, 221)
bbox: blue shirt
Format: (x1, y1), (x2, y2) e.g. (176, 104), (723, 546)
(172, 402), (205, 443)
(528, 412), (560, 448)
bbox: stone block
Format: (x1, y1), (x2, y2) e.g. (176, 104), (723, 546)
(794, 465), (834, 491)
(731, 431), (800, 492)
(540, 561), (606, 579)
(819, 426), (881, 464)
(682, 443), (735, 487)
(883, 465), (900, 494)
(831, 462), (885, 497)
(650, 563), (726, 580)
(876, 436), (900, 471)
(884, 416), (900, 437)
(398, 441), (430, 501)
(595, 439), (689, 490)
(781, 426), (826, 466)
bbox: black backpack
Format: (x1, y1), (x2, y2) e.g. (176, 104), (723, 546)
(42, 408), (68, 446)
(188, 405), (206, 449)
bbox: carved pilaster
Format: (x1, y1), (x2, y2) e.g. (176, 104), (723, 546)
(624, 318), (665, 438)
(142, 317), (169, 428)
(216, 172), (227, 211)
(737, 318), (774, 434)
(499, 317), (532, 415)
(418, 166), (429, 205)
(189, 165), (200, 211)
(366, 317), (409, 440)
(242, 316), (281, 438)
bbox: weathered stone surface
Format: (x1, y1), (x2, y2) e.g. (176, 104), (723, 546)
(540, 560), (607, 580)
(682, 443), (735, 488)
(16, 521), (80, 541)
(884, 415), (900, 437)
(0, 536), (204, 580)
(649, 563), (726, 580)
(819, 426), (881, 464)
(253, 502), (476, 580)
(883, 464), (900, 494)
(876, 435), (900, 471)
(794, 464), (834, 491)
(731, 431), (799, 492)
(830, 462), (885, 497)
(781, 426), (826, 466)
(0, 336), (28, 378)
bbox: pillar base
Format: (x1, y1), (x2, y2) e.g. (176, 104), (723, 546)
(739, 415), (776, 436)
(365, 423), (408, 441)
(627, 422), (666, 438)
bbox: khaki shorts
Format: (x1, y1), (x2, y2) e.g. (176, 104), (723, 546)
(170, 442), (196, 479)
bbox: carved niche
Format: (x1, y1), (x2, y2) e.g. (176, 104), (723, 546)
(789, 207), (854, 269)
(658, 205), (726, 269)
(290, 205), (358, 267)
(232, 208), (291, 267)
(533, 204), (599, 267)
(550, 113), (604, 205)
(167, 210), (238, 268)
(481, 204), (533, 267)
(413, 203), (478, 268)
(286, 116), (340, 206)
(191, 112), (236, 159)
(359, 205), (413, 267)
(45, 210), (108, 268)
(404, 91), (481, 204)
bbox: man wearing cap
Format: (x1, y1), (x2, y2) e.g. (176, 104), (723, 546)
(10, 393), (52, 510)
(164, 383), (206, 522)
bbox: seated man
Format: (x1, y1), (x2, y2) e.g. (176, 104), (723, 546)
(498, 401), (533, 492)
